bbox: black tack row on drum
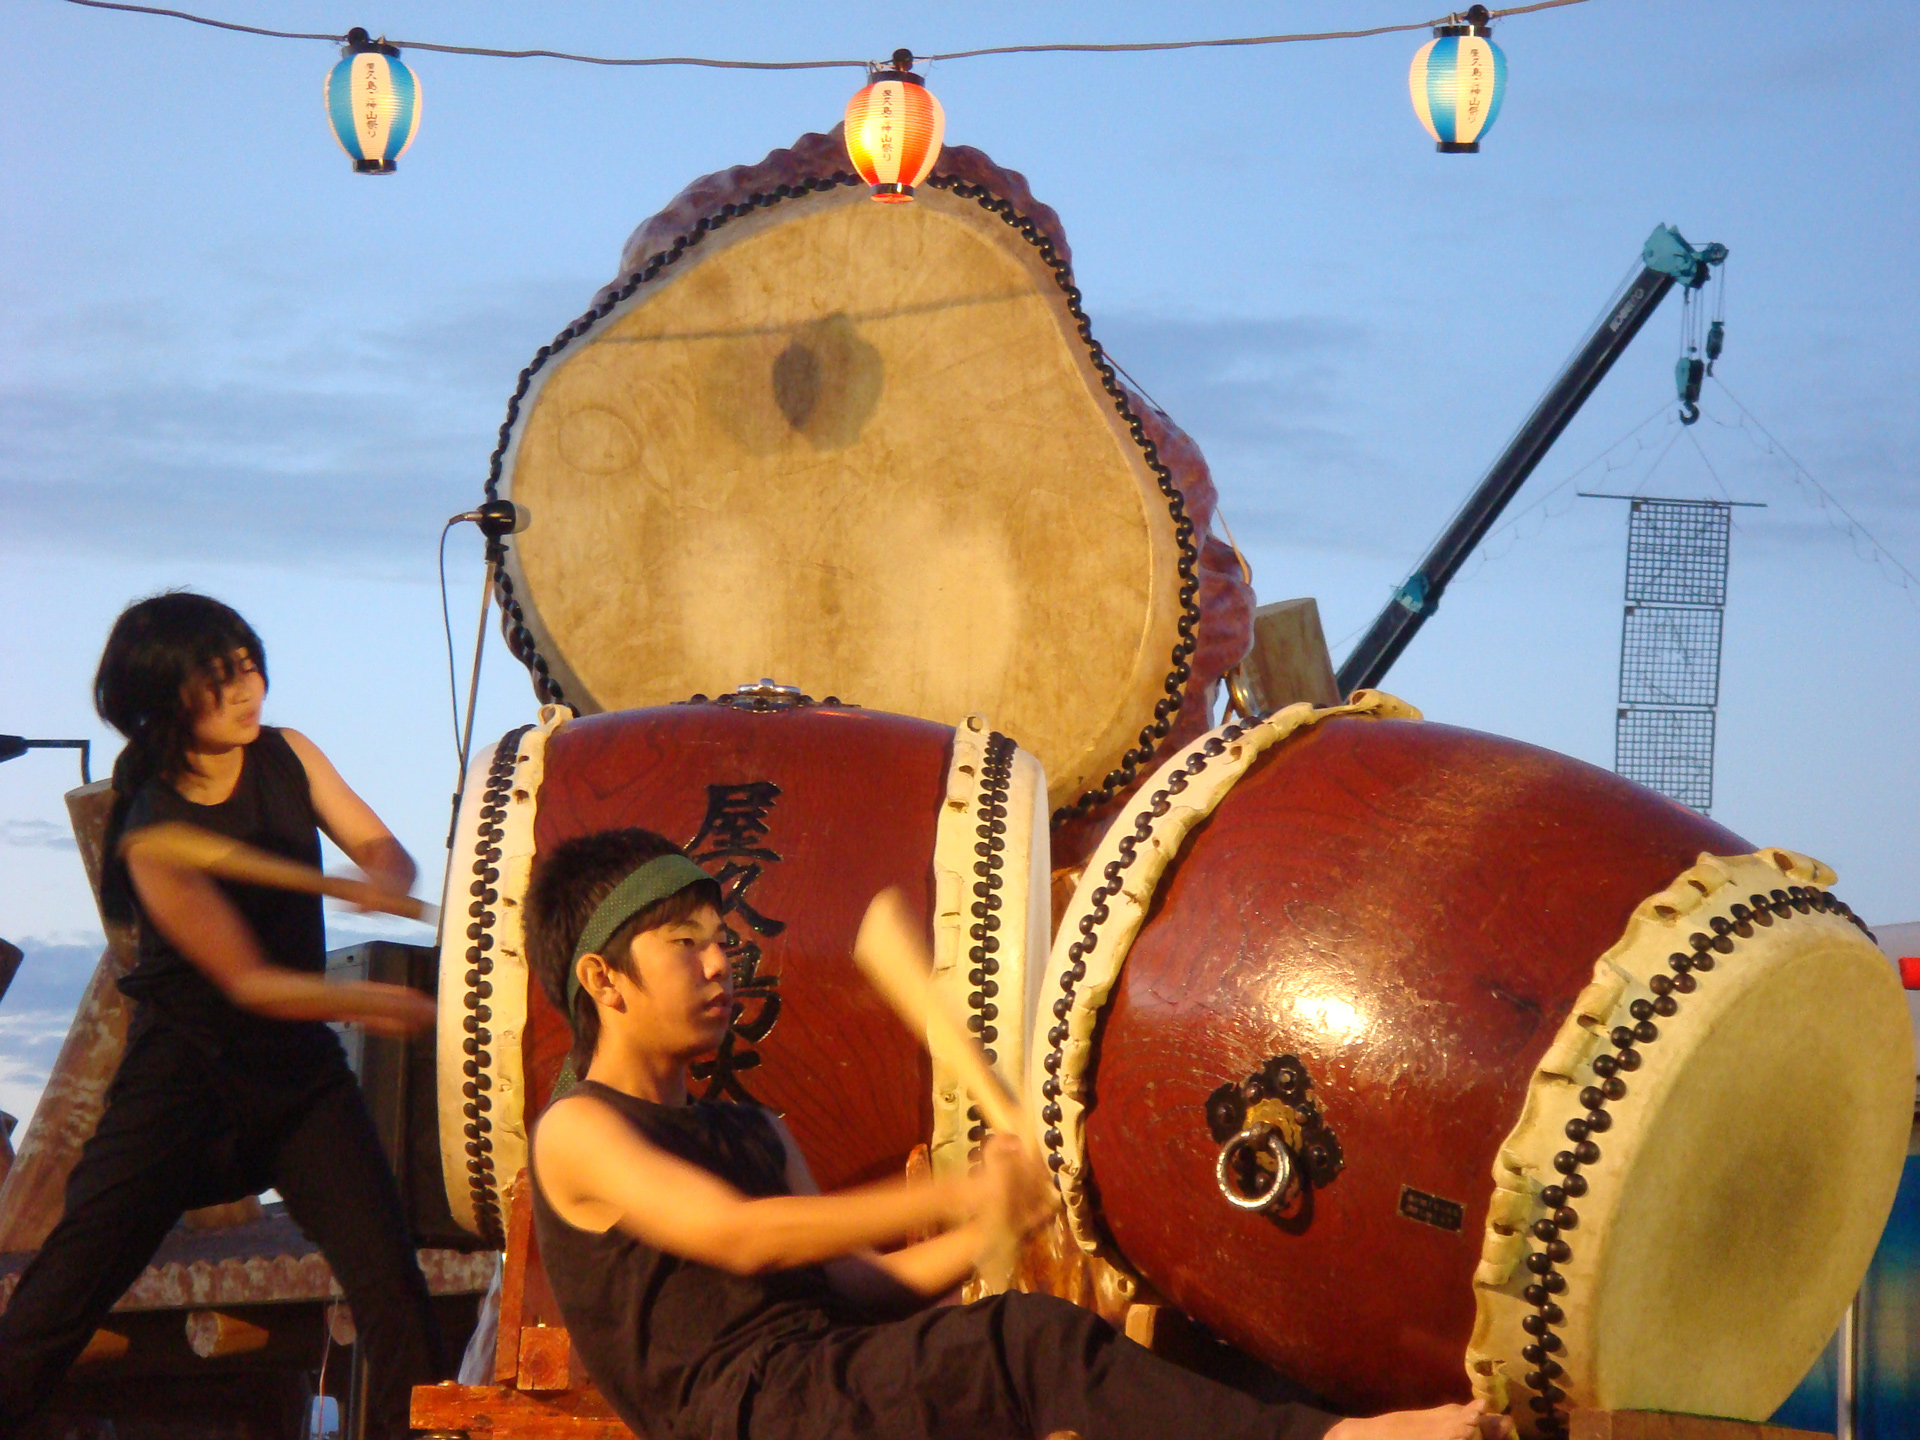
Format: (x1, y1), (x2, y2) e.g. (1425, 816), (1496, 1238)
(966, 732), (1017, 1153)
(459, 725), (532, 1249)
(1041, 726), (1250, 1171)
(1516, 884), (1872, 1437)
(924, 170), (1206, 826)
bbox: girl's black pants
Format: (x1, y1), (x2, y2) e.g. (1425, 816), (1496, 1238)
(0, 1016), (444, 1438)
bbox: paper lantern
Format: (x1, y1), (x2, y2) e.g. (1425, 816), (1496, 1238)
(844, 50), (945, 203)
(1409, 7), (1506, 154)
(325, 28), (421, 175)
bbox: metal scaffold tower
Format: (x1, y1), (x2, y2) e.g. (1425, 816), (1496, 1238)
(1606, 497), (1739, 813)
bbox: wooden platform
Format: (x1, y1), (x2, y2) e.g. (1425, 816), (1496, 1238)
(1570, 1414), (1826, 1440)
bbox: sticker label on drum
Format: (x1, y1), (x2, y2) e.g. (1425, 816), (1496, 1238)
(1397, 1185), (1465, 1233)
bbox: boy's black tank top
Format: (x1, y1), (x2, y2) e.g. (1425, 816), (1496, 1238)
(115, 726), (338, 1067)
(531, 1083), (840, 1440)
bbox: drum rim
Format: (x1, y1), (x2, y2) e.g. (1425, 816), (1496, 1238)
(476, 134), (1214, 827)
(928, 716), (1050, 1181)
(437, 707), (568, 1246)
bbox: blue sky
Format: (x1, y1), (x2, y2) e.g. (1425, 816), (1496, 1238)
(2, 0), (1916, 1124)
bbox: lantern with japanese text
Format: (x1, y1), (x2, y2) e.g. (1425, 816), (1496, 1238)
(325, 28), (421, 174)
(843, 50), (945, 203)
(1408, 6), (1506, 153)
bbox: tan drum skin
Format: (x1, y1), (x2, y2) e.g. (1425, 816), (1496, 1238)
(479, 130), (1253, 824)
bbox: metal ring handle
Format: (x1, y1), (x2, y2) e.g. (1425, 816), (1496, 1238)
(1215, 1121), (1297, 1213)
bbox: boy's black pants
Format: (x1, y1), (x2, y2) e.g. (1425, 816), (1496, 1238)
(717, 1291), (1340, 1440)
(0, 1018), (444, 1439)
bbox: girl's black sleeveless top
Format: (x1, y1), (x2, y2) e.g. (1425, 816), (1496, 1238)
(531, 1083), (840, 1440)
(115, 726), (338, 1067)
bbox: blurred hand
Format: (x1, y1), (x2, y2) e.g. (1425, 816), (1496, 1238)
(349, 981), (436, 1039)
(979, 1134), (1057, 1237)
(1326, 1401), (1514, 1440)
(346, 836), (419, 915)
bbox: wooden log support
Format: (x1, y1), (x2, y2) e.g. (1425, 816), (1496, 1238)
(494, 1171), (535, 1384)
(1235, 597), (1340, 716)
(411, 1380), (629, 1440)
(516, 1327), (575, 1394)
(72, 1328), (130, 1366)
(0, 783), (137, 1253)
(1570, 1415), (1827, 1440)
(327, 1301), (358, 1347)
(186, 1309), (272, 1359)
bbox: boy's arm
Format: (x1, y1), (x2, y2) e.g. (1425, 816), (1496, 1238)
(535, 1095), (982, 1276)
(770, 1114), (991, 1307)
(124, 853), (433, 1037)
(281, 728), (417, 898)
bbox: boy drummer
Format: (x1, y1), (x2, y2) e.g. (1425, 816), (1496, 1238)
(526, 826), (1509, 1440)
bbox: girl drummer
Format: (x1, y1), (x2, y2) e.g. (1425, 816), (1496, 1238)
(0, 592), (444, 1440)
(524, 826), (1511, 1440)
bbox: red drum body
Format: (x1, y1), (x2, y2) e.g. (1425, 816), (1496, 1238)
(439, 691), (1048, 1246)
(1033, 697), (1911, 1434)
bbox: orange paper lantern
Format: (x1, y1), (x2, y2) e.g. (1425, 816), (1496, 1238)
(844, 51), (945, 203)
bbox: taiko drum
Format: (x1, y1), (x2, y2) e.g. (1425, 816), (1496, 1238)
(1032, 698), (1911, 1434)
(438, 686), (1049, 1246)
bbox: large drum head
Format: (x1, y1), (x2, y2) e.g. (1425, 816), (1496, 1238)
(488, 133), (1250, 816)
(1477, 851), (1913, 1428)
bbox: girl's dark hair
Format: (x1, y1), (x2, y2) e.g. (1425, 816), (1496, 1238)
(525, 827), (724, 1073)
(95, 592), (267, 920)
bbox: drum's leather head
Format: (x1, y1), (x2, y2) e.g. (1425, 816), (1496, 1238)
(495, 150), (1195, 813)
(1582, 915), (1910, 1415)
(1470, 850), (1915, 1433)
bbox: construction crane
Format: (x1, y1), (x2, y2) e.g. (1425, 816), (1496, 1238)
(1336, 224), (1728, 695)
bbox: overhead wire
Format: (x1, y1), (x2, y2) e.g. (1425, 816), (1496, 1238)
(57, 0), (1593, 69)
(1704, 377), (1920, 599)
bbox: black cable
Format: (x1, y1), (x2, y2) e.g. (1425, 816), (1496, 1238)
(437, 518), (462, 762)
(57, 0), (1594, 70)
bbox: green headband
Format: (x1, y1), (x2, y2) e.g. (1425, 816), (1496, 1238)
(566, 854), (715, 1015)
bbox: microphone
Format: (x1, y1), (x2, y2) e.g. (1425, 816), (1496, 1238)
(447, 499), (526, 539)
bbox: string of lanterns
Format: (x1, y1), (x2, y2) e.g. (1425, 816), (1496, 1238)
(255, 6), (1524, 181)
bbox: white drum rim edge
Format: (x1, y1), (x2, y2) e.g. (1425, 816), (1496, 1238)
(1029, 689), (1425, 1271)
(928, 715), (1048, 1181)
(1466, 847), (1915, 1435)
(437, 703), (571, 1241)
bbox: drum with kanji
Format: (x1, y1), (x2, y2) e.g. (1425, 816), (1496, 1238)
(437, 685), (1050, 1246)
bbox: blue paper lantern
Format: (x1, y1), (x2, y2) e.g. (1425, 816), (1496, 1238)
(325, 28), (420, 175)
(1409, 7), (1506, 153)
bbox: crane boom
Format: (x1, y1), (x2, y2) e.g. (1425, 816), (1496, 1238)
(1335, 224), (1728, 696)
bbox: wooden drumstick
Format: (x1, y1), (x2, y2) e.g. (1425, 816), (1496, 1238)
(852, 886), (1027, 1142)
(120, 821), (440, 926)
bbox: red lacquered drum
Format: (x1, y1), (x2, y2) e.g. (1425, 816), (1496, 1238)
(1029, 693), (1912, 1435)
(438, 686), (1049, 1246)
